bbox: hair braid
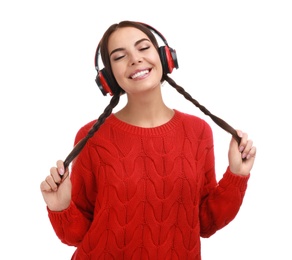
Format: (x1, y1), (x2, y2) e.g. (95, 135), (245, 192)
(63, 92), (121, 169)
(164, 74), (241, 144)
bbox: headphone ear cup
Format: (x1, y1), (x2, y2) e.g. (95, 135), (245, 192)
(158, 46), (179, 74)
(95, 68), (113, 96)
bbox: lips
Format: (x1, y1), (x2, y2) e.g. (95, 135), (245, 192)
(130, 69), (150, 79)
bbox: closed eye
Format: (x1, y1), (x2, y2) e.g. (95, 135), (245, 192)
(113, 55), (125, 61)
(140, 46), (150, 51)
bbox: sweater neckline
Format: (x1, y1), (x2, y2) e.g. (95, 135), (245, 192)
(107, 109), (181, 136)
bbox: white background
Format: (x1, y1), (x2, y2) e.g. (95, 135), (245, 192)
(1, 0), (291, 259)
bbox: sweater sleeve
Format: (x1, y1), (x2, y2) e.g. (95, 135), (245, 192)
(195, 118), (250, 238)
(47, 200), (91, 246)
(199, 166), (250, 238)
(47, 121), (97, 246)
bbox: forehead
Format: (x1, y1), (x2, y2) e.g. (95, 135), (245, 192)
(108, 27), (150, 51)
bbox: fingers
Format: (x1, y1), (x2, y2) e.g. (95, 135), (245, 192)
(40, 160), (66, 192)
(236, 130), (256, 160)
(229, 130), (257, 175)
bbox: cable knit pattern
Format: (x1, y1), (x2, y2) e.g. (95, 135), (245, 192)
(48, 110), (249, 260)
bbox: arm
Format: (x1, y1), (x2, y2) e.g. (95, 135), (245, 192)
(41, 122), (97, 246)
(199, 167), (249, 238)
(199, 130), (256, 238)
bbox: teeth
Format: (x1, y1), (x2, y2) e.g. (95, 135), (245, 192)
(131, 70), (148, 79)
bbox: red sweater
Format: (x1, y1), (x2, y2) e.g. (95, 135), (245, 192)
(48, 110), (249, 260)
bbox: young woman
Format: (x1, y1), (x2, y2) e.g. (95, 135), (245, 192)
(40, 21), (256, 260)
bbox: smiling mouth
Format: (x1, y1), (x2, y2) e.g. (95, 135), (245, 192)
(130, 69), (150, 79)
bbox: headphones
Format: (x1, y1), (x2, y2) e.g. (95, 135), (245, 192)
(94, 22), (179, 96)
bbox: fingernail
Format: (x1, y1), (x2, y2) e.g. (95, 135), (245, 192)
(238, 131), (243, 137)
(239, 146), (244, 152)
(59, 168), (64, 176)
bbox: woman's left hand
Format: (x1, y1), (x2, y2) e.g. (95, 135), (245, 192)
(228, 130), (256, 176)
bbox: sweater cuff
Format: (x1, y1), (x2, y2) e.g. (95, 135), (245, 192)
(221, 167), (250, 192)
(47, 201), (79, 220)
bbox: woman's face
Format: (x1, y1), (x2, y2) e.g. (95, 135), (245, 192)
(107, 27), (163, 95)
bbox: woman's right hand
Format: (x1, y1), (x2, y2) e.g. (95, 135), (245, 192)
(40, 160), (72, 211)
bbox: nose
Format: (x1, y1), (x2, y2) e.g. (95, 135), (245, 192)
(129, 51), (142, 66)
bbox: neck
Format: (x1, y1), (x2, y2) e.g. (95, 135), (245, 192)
(114, 88), (174, 127)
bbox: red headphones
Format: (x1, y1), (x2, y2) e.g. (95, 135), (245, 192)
(94, 22), (179, 96)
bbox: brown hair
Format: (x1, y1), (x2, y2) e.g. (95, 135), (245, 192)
(63, 21), (240, 169)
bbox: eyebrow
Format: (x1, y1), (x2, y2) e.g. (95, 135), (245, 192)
(109, 38), (150, 57)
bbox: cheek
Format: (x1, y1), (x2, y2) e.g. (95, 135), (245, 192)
(152, 53), (163, 74)
(111, 63), (125, 84)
